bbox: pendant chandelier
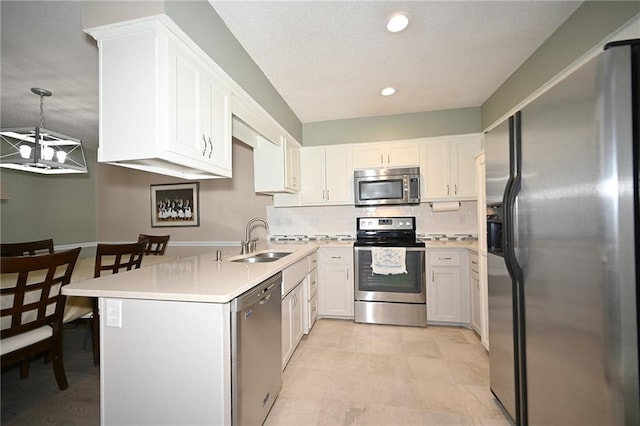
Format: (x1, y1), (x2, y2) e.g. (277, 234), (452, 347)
(0, 88), (88, 174)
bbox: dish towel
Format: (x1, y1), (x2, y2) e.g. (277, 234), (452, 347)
(371, 247), (407, 275)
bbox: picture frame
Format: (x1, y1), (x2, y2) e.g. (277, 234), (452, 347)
(150, 182), (200, 227)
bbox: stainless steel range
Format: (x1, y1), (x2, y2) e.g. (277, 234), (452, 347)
(354, 217), (427, 327)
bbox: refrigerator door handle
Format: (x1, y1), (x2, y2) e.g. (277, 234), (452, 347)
(502, 111), (527, 426)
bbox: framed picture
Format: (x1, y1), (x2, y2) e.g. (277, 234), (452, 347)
(150, 182), (200, 227)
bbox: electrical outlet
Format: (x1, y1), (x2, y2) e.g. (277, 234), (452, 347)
(106, 299), (122, 328)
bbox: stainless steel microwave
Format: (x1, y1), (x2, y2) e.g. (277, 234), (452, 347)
(354, 167), (420, 207)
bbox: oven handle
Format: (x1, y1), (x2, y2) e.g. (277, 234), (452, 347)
(354, 246), (426, 252)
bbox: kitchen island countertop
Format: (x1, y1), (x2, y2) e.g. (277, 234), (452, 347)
(62, 243), (318, 304)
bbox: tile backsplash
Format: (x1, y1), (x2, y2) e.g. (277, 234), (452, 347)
(267, 202), (478, 236)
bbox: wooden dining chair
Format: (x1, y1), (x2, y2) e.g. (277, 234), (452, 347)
(90, 241), (147, 365)
(137, 234), (170, 255)
(1, 247), (81, 390)
(0, 239), (54, 257)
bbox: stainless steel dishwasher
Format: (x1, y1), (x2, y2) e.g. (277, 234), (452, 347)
(231, 272), (282, 426)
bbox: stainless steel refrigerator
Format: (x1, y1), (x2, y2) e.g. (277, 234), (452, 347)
(485, 39), (640, 425)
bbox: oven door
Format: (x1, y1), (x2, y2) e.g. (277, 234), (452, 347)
(354, 246), (426, 303)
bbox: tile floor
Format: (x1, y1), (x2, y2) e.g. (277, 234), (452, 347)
(266, 319), (513, 426)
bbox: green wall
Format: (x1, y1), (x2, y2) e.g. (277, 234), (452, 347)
(481, 1), (640, 129)
(0, 148), (97, 246)
(303, 107), (481, 146)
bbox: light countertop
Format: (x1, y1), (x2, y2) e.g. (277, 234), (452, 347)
(62, 239), (478, 304)
(62, 243), (318, 304)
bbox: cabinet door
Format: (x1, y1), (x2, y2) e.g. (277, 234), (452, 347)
(352, 145), (384, 169)
(170, 40), (203, 161)
(324, 146), (353, 204)
(318, 248), (354, 318)
(202, 74), (232, 173)
(169, 40), (232, 174)
(291, 284), (305, 347)
(284, 138), (301, 191)
(451, 135), (481, 198)
(422, 140), (451, 199)
(471, 270), (481, 333)
(299, 147), (326, 205)
(429, 266), (461, 322)
(281, 293), (293, 369)
(387, 143), (420, 167)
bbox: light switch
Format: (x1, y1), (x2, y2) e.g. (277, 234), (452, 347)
(106, 299), (122, 328)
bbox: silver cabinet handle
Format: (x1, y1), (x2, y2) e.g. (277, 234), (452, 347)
(346, 270), (349, 280)
(380, 154), (383, 164)
(447, 184), (450, 195)
(331, 256), (342, 259)
(438, 257), (452, 260)
(454, 184), (457, 194)
(208, 137), (213, 158)
(432, 271), (435, 282)
(326, 190), (330, 201)
(322, 190), (326, 200)
(387, 154), (390, 163)
(202, 134), (207, 156)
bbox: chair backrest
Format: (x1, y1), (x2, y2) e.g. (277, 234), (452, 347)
(1, 247), (81, 339)
(0, 239), (54, 257)
(94, 242), (146, 278)
(137, 234), (170, 256)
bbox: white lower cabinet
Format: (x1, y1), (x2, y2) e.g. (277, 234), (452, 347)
(282, 251), (318, 369)
(282, 280), (304, 370)
(427, 249), (469, 324)
(318, 247), (354, 318)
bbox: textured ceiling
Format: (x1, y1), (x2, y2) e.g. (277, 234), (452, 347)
(211, 1), (582, 123)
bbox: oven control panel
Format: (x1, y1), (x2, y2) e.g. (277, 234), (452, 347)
(357, 217), (415, 231)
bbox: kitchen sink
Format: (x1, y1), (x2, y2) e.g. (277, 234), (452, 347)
(230, 251), (292, 263)
(252, 251), (291, 259)
(231, 257), (280, 263)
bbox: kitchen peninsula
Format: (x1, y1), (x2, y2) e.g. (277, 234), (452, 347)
(62, 244), (318, 425)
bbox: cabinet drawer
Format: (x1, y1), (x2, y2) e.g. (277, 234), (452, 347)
(283, 257), (309, 296)
(429, 250), (461, 266)
(469, 252), (479, 273)
(308, 269), (318, 299)
(308, 252), (318, 271)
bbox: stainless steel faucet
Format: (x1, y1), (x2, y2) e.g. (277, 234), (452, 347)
(241, 217), (269, 254)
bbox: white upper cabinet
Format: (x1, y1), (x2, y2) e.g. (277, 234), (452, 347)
(88, 17), (233, 179)
(298, 146), (353, 205)
(254, 135), (301, 194)
(352, 142), (419, 169)
(420, 134), (482, 201)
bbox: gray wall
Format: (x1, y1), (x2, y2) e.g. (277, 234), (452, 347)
(303, 107), (481, 146)
(0, 150), (97, 246)
(481, 1), (640, 129)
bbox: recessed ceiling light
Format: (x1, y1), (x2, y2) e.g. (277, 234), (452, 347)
(386, 12), (411, 33)
(380, 87), (396, 96)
